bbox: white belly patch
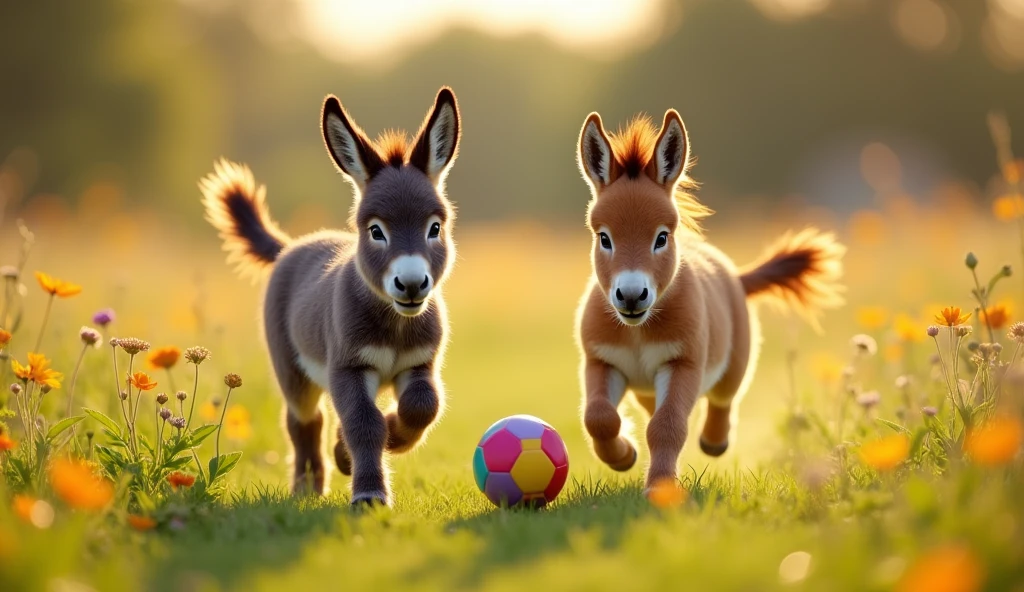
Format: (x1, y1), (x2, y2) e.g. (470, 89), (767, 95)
(297, 346), (435, 390)
(591, 342), (683, 389)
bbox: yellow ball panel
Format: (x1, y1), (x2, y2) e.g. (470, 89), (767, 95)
(510, 449), (555, 494)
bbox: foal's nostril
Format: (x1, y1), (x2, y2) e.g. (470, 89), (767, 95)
(615, 288), (624, 302)
(420, 276), (430, 291)
(394, 277), (406, 291)
(639, 288), (648, 302)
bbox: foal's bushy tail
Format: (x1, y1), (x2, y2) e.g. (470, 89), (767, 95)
(199, 159), (290, 281)
(739, 228), (846, 331)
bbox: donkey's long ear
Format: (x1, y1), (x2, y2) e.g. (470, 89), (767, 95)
(648, 109), (690, 188)
(409, 87), (461, 185)
(322, 95), (385, 191)
(578, 113), (616, 191)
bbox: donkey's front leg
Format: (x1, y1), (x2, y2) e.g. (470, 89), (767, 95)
(582, 358), (637, 471)
(386, 364), (442, 453)
(645, 360), (702, 492)
(329, 367), (389, 506)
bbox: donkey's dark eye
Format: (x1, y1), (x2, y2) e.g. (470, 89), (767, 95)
(654, 231), (670, 250)
(428, 222), (441, 239)
(599, 232), (612, 250)
(369, 225), (387, 242)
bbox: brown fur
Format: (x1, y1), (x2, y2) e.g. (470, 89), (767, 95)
(575, 109), (844, 494)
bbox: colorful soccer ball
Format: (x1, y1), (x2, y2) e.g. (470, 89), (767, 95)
(472, 414), (569, 508)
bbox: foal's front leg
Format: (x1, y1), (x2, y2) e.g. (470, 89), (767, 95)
(582, 358), (637, 471)
(329, 367), (389, 506)
(645, 359), (703, 491)
(386, 363), (442, 453)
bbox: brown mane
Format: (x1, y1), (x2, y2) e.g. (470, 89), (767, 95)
(607, 115), (711, 234)
(374, 129), (410, 167)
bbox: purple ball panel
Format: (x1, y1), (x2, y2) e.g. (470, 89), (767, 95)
(484, 472), (523, 507)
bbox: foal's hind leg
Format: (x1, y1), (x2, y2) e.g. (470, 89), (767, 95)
(386, 364), (442, 453)
(582, 359), (637, 471)
(275, 368), (327, 495)
(700, 313), (754, 457)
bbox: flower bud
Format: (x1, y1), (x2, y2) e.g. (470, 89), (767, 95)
(156, 393), (169, 405)
(176, 391), (187, 401)
(9, 383), (22, 395)
(965, 252), (978, 269)
(922, 406), (938, 417)
(927, 325), (939, 337)
(224, 373), (243, 389)
(119, 390), (129, 401)
(159, 408), (172, 421)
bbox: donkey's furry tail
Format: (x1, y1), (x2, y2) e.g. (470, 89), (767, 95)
(739, 227), (846, 331)
(200, 159), (290, 281)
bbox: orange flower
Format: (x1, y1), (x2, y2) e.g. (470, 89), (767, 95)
(981, 303), (1011, 330)
(647, 478), (687, 509)
(856, 306), (889, 330)
(48, 458), (114, 511)
(147, 346), (181, 370)
(964, 415), (1022, 466)
(12, 495), (35, 522)
(34, 271), (82, 298)
(934, 306), (971, 327)
(0, 329), (11, 347)
(0, 434), (16, 451)
(859, 434), (910, 471)
(896, 544), (984, 592)
(992, 195), (1024, 222)
(167, 472), (196, 489)
(11, 353), (63, 389)
(894, 314), (925, 343)
(127, 514), (157, 531)
(127, 371), (158, 391)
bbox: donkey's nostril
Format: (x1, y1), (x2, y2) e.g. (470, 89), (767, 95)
(420, 276), (430, 291)
(394, 277), (406, 291)
(639, 288), (648, 301)
(615, 288), (624, 302)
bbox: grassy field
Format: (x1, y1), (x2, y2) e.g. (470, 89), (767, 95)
(1, 182), (1024, 590)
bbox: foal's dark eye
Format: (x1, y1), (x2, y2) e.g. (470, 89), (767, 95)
(654, 231), (670, 251)
(428, 222), (441, 239)
(599, 232), (612, 250)
(369, 225), (387, 242)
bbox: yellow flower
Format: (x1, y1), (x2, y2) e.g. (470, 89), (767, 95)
(934, 306), (971, 327)
(896, 544), (984, 592)
(857, 306), (889, 330)
(48, 458), (114, 511)
(963, 415), (1022, 466)
(981, 303), (1011, 330)
(225, 405), (252, 441)
(10, 358), (31, 382)
(127, 514), (157, 531)
(859, 434), (910, 471)
(894, 314), (925, 343)
(647, 478), (687, 509)
(11, 353), (63, 389)
(147, 346), (181, 370)
(0, 329), (11, 347)
(34, 271), (82, 298)
(127, 371), (158, 391)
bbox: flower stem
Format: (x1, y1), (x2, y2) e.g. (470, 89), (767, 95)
(32, 294), (55, 352)
(65, 343), (89, 418)
(186, 365), (199, 429)
(214, 386), (234, 460)
(970, 268), (995, 344)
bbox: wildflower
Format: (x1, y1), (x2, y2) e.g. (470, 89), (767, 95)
(895, 375), (911, 389)
(79, 326), (102, 347)
(856, 390), (881, 410)
(11, 358), (31, 382)
(34, 271), (81, 298)
(963, 415), (1022, 466)
(92, 308), (115, 327)
(896, 544), (984, 592)
(176, 391), (187, 401)
(224, 373), (243, 389)
(1009, 322), (1024, 343)
(850, 334), (877, 357)
(0, 433), (16, 451)
(0, 329), (10, 347)
(159, 408), (172, 421)
(48, 458), (114, 511)
(115, 337), (150, 356)
(184, 346), (210, 365)
(167, 472), (196, 489)
(859, 434), (910, 471)
(156, 393), (168, 405)
(934, 306), (971, 327)
(922, 406), (938, 417)
(225, 405), (252, 440)
(119, 390), (129, 401)
(647, 478), (686, 509)
(11, 353), (62, 389)
(993, 194), (1024, 222)
(169, 416), (186, 429)
(926, 325), (939, 337)
(957, 325), (973, 338)
(964, 252), (978, 270)
(127, 372), (158, 391)
(147, 346), (181, 370)
(128, 515), (157, 531)
(982, 304), (1011, 330)
(894, 314), (924, 343)
(12, 495), (34, 522)
(857, 306), (889, 329)
(9, 383), (21, 396)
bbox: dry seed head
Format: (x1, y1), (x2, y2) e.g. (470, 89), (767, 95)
(224, 373), (243, 389)
(1008, 322), (1024, 343)
(79, 327), (102, 346)
(159, 408), (172, 421)
(927, 325), (940, 337)
(184, 346), (210, 365)
(170, 416), (186, 429)
(957, 325), (973, 337)
(156, 393), (169, 405)
(176, 391), (187, 401)
(9, 383), (22, 395)
(850, 334), (878, 356)
(993, 343), (1003, 354)
(116, 337), (151, 356)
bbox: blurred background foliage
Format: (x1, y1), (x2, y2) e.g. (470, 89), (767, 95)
(1, 0), (1023, 233)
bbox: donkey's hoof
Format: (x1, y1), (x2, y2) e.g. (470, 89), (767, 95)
(609, 447), (638, 472)
(699, 437), (729, 457)
(350, 491), (389, 508)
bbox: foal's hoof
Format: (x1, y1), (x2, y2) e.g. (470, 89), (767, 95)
(609, 446), (638, 472)
(699, 437), (729, 457)
(350, 491), (389, 509)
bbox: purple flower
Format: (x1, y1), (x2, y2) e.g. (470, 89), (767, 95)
(92, 308), (115, 327)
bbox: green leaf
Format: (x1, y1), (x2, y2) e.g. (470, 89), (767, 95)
(876, 418), (912, 436)
(189, 425), (218, 447)
(83, 408), (122, 436)
(162, 457), (192, 471)
(46, 415), (85, 441)
(208, 452), (242, 482)
(909, 426), (929, 459)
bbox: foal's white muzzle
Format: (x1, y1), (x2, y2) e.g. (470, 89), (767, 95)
(609, 270), (655, 326)
(386, 255), (433, 316)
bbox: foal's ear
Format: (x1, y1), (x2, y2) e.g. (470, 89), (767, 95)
(409, 87), (461, 185)
(647, 109), (690, 188)
(322, 95), (385, 191)
(578, 113), (616, 191)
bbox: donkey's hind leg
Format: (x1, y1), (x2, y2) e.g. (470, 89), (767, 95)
(700, 311), (756, 457)
(582, 359), (637, 471)
(385, 364), (442, 453)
